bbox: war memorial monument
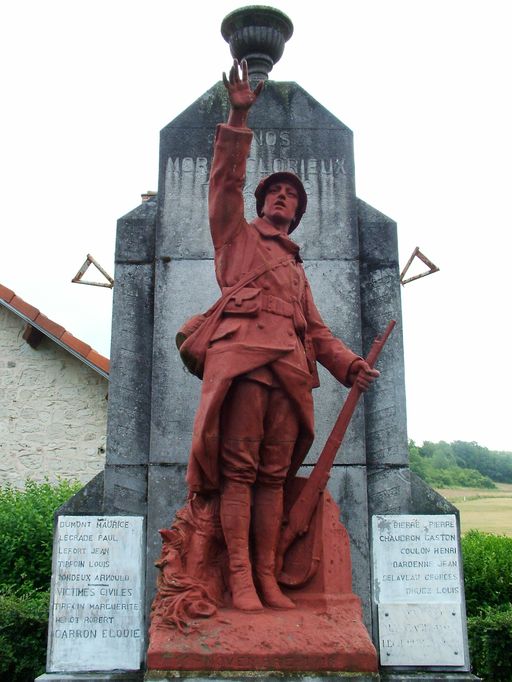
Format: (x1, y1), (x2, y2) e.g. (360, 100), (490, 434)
(37, 7), (477, 682)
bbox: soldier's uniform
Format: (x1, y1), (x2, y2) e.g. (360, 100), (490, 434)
(186, 123), (360, 494)
(185, 122), (361, 611)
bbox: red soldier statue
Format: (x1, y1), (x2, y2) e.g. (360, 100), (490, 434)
(182, 60), (379, 613)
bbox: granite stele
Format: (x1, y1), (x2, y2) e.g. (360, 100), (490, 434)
(37, 6), (477, 682)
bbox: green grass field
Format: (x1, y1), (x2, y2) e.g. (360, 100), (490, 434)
(436, 483), (512, 536)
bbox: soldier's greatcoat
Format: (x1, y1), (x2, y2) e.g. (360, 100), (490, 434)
(186, 124), (360, 493)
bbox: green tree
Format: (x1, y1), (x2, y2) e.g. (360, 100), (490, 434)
(409, 441), (495, 489)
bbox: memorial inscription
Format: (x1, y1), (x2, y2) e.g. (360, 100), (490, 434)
(165, 128), (347, 199)
(166, 154), (346, 182)
(47, 515), (144, 673)
(372, 514), (467, 667)
(379, 604), (465, 666)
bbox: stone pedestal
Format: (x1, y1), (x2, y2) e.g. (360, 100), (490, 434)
(143, 674), (478, 682)
(37, 674), (143, 682)
(37, 672), (478, 682)
(148, 598), (376, 672)
(148, 486), (376, 673)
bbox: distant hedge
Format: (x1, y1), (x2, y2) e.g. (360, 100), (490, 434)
(462, 531), (512, 680)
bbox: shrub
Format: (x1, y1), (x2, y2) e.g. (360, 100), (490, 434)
(0, 589), (50, 682)
(0, 478), (81, 593)
(468, 605), (512, 681)
(462, 530), (512, 615)
(0, 479), (80, 681)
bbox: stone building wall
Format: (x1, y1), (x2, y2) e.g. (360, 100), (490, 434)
(0, 305), (108, 487)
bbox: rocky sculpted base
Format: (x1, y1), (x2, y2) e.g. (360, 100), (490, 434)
(148, 483), (377, 673)
(147, 594), (377, 672)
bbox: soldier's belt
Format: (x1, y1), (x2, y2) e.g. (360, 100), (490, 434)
(261, 294), (294, 318)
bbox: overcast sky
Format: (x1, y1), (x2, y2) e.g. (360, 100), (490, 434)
(1, 1), (511, 452)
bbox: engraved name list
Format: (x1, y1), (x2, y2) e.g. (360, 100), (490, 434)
(47, 515), (144, 673)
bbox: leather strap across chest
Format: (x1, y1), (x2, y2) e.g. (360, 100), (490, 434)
(221, 255), (295, 301)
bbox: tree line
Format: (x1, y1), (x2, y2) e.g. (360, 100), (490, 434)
(409, 439), (512, 488)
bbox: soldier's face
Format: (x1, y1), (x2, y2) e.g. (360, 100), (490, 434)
(261, 182), (299, 232)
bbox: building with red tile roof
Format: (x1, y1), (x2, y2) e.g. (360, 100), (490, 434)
(0, 283), (109, 377)
(0, 282), (109, 487)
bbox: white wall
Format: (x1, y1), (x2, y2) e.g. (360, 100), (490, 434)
(0, 306), (108, 487)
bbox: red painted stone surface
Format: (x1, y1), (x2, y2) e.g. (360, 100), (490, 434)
(148, 484), (377, 672)
(148, 599), (376, 672)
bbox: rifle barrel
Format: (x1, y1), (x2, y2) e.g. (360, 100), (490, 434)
(278, 319), (396, 559)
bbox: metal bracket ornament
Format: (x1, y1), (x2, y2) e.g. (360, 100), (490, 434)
(400, 246), (439, 286)
(71, 254), (114, 288)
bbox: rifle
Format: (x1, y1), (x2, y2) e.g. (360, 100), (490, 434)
(276, 320), (396, 581)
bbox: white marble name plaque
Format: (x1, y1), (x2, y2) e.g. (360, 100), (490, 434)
(379, 604), (465, 666)
(373, 514), (461, 602)
(47, 515), (144, 672)
(372, 514), (466, 667)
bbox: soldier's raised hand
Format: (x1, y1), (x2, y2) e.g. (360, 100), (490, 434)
(223, 59), (264, 120)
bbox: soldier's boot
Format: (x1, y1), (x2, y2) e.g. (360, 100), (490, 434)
(220, 480), (264, 612)
(253, 485), (295, 609)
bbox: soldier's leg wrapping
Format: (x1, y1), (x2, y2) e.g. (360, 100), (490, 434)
(219, 378), (269, 611)
(253, 387), (299, 609)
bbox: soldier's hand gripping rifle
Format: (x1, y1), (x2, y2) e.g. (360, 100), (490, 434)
(276, 320), (396, 581)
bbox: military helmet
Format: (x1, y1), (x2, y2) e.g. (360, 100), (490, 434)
(254, 172), (307, 233)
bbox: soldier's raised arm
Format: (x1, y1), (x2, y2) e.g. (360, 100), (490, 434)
(209, 60), (264, 249)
